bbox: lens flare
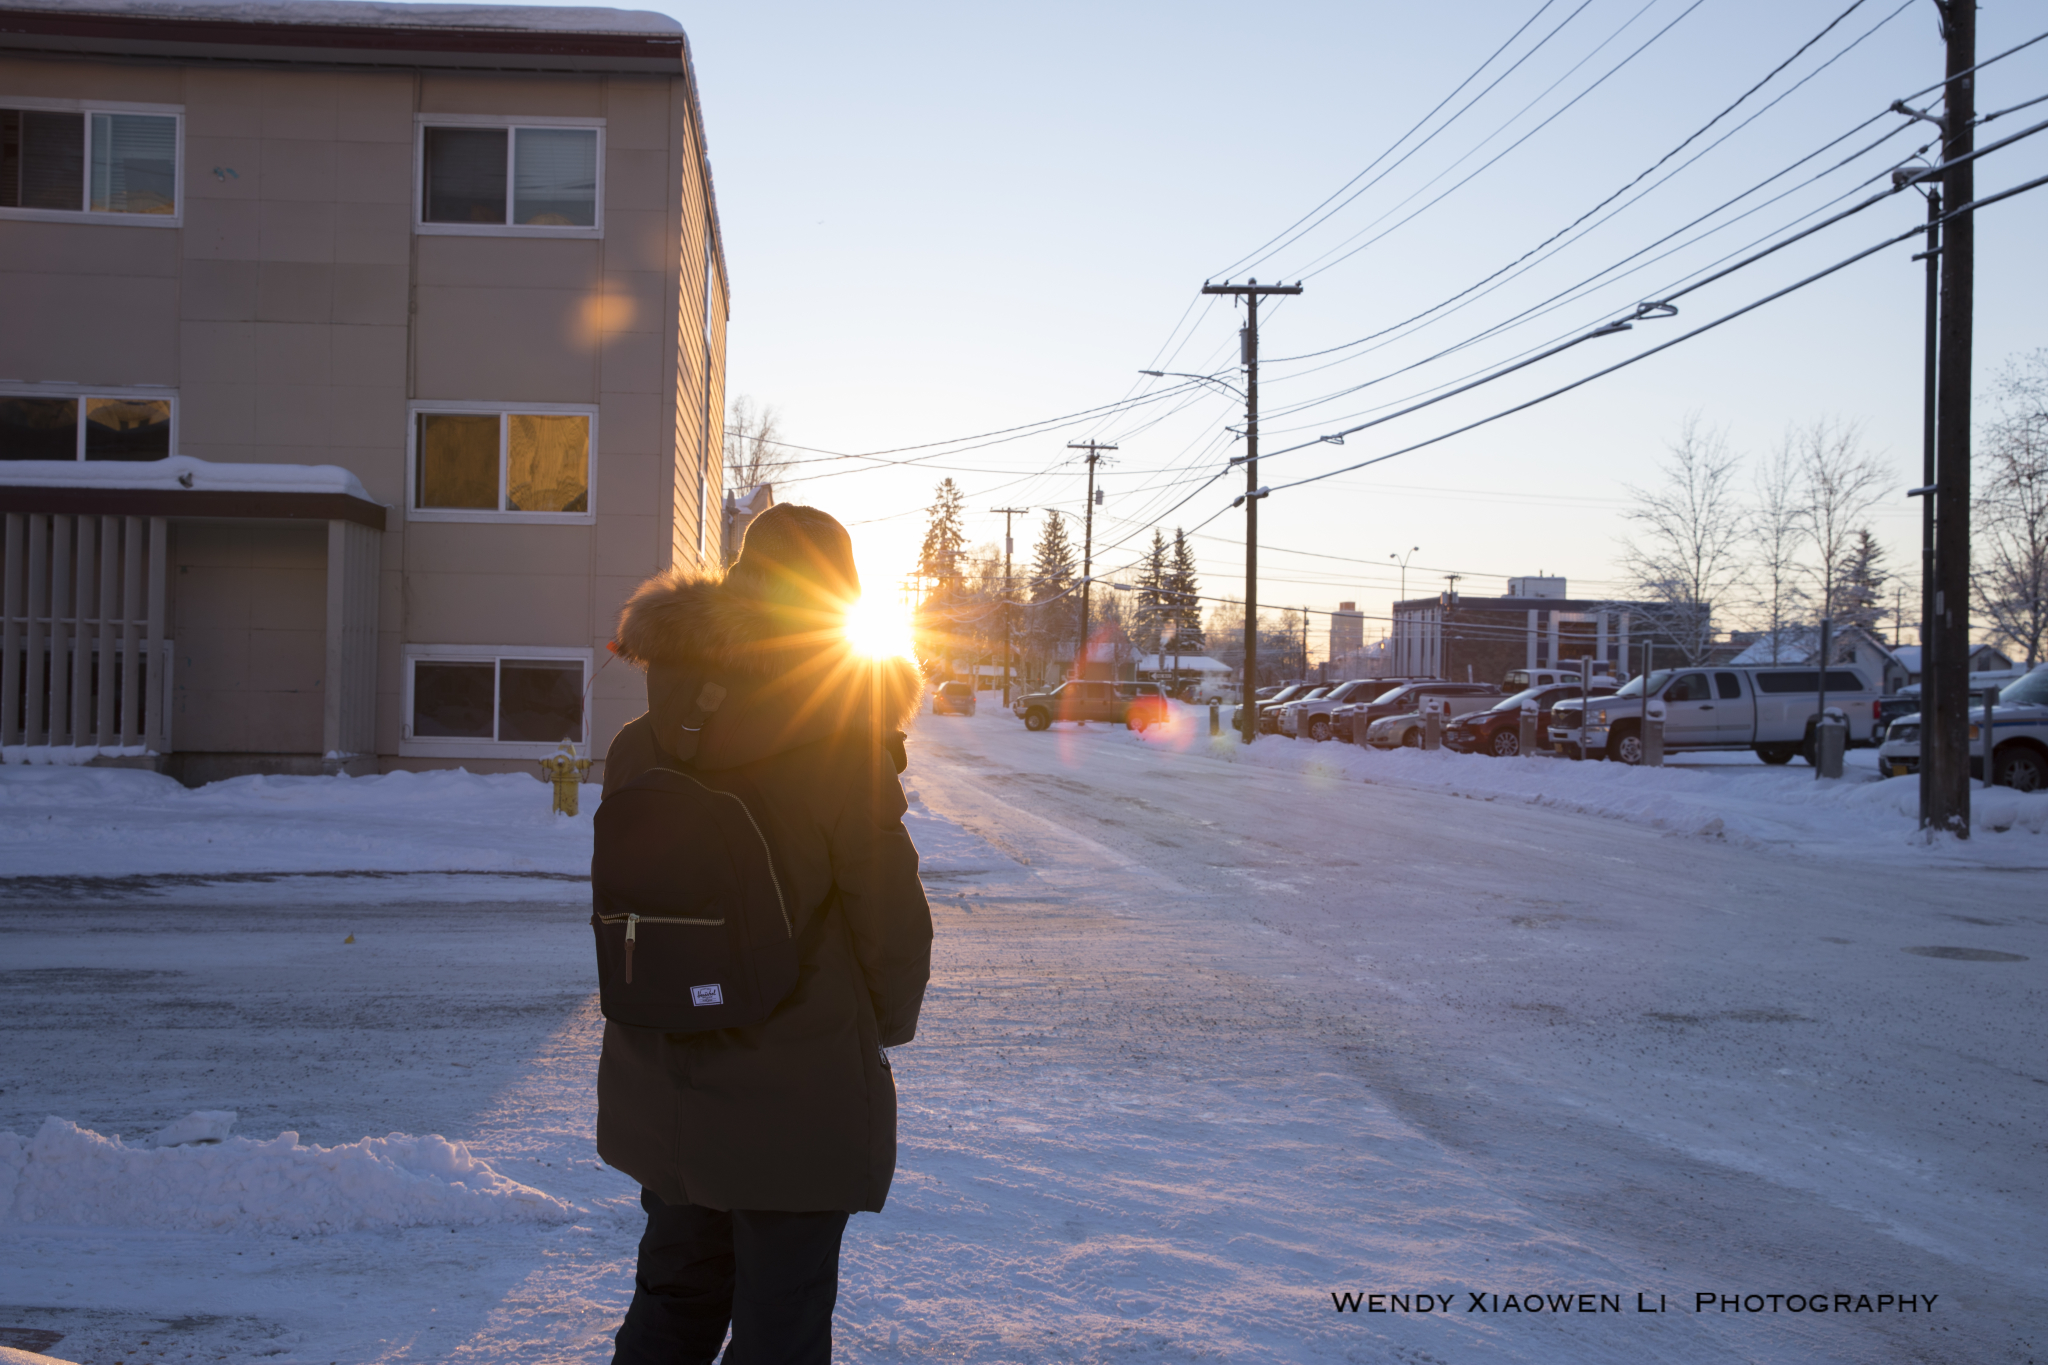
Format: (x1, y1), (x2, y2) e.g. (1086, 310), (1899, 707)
(843, 595), (915, 660)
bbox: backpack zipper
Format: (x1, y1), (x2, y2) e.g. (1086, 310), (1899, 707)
(599, 910), (726, 985)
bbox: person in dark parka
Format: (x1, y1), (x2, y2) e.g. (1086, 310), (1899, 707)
(598, 504), (931, 1364)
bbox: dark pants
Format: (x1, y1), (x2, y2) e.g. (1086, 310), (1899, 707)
(612, 1189), (850, 1365)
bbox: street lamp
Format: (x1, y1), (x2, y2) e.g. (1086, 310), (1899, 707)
(1391, 547), (1419, 676)
(1139, 369), (1245, 402)
(1391, 546), (1421, 602)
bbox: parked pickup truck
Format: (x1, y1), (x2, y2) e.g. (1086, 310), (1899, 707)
(1013, 680), (1171, 732)
(1548, 664), (1882, 764)
(1876, 667), (2048, 790)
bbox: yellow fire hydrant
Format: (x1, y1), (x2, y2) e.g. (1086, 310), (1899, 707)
(538, 742), (592, 816)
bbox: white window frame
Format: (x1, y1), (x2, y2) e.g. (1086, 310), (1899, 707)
(400, 644), (594, 759)
(0, 96), (184, 227)
(405, 399), (599, 525)
(413, 113), (604, 239)
(0, 381), (178, 460)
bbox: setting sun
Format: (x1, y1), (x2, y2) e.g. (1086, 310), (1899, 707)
(842, 595), (916, 659)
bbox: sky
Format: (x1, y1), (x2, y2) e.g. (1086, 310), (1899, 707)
(515, 0), (2043, 655)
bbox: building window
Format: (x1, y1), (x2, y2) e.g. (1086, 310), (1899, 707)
(402, 646), (591, 757)
(0, 102), (181, 224)
(0, 389), (174, 461)
(415, 116), (602, 237)
(406, 404), (596, 524)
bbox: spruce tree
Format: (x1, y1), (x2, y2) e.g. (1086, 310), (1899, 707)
(1135, 530), (1170, 659)
(1169, 528), (1205, 653)
(918, 478), (968, 593)
(1831, 528), (1889, 639)
(1026, 511), (1078, 670)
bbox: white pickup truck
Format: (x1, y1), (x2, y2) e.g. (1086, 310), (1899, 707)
(1877, 666), (2048, 790)
(1548, 664), (1883, 764)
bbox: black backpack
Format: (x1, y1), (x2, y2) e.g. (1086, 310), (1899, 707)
(590, 765), (799, 1031)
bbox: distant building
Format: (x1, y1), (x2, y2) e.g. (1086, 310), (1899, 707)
(0, 0), (728, 783)
(1389, 578), (1671, 685)
(722, 484), (773, 566)
(1329, 601), (1363, 659)
(1889, 643), (2015, 683)
(1725, 625), (1909, 692)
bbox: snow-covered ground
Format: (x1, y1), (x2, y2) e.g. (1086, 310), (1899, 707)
(1165, 701), (2048, 862)
(2, 704), (2044, 1363)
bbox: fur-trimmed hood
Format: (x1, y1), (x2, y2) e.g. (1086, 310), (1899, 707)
(613, 571), (922, 769)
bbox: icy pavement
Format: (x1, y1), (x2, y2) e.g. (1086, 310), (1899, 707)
(1, 706), (2044, 1362)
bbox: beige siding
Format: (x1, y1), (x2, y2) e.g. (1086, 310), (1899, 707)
(2, 48), (726, 775)
(167, 521), (326, 753)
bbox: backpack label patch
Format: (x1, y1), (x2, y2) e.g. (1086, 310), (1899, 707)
(690, 983), (724, 1007)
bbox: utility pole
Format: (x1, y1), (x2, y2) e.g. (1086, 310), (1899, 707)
(1904, 169), (1942, 819)
(1068, 440), (1116, 680)
(1203, 277), (1302, 741)
(1927, 0), (1974, 836)
(992, 506), (1029, 705)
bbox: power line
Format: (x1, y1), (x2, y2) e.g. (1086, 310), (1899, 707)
(1253, 167), (2048, 499)
(1255, 108), (1926, 432)
(1262, 0), (1904, 371)
(1255, 8), (1921, 410)
(1288, 0), (1712, 282)
(1249, 109), (2048, 467)
(1215, 0), (1585, 280)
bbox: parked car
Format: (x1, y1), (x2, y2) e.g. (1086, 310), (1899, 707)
(1230, 682), (1320, 736)
(1445, 682), (1615, 756)
(1012, 679), (1171, 732)
(1877, 679), (2008, 733)
(931, 681), (976, 716)
(1331, 681), (1496, 742)
(1363, 688), (1506, 748)
(1548, 665), (1882, 763)
(1503, 668), (1619, 692)
(1275, 678), (1393, 741)
(1877, 667), (2048, 789)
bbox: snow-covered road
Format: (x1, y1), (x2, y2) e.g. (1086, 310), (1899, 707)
(2, 704), (2043, 1363)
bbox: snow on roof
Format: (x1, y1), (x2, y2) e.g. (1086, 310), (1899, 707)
(2, 0), (680, 35)
(1135, 654), (1232, 673)
(0, 456), (374, 501)
(1725, 629), (1818, 667)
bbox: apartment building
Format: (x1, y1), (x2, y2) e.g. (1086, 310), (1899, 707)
(0, 0), (727, 782)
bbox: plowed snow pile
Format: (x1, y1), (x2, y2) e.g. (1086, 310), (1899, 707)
(0, 764), (1015, 880)
(1190, 727), (2048, 857)
(0, 766), (595, 877)
(0, 1116), (572, 1235)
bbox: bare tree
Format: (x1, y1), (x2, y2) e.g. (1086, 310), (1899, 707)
(723, 395), (791, 493)
(1746, 437), (1808, 663)
(1795, 418), (1890, 660)
(1974, 350), (2048, 666)
(1618, 415), (1747, 664)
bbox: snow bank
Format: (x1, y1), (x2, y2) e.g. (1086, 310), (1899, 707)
(0, 760), (1013, 882)
(0, 1116), (571, 1235)
(1197, 733), (2048, 854)
(0, 765), (597, 877)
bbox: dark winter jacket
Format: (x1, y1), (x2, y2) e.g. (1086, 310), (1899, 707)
(596, 571), (931, 1214)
